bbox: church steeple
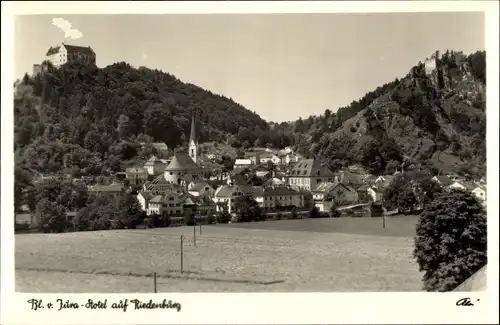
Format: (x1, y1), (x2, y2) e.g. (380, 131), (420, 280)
(188, 112), (198, 163)
(190, 113), (196, 143)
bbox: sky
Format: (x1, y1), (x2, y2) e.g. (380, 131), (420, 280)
(14, 13), (484, 122)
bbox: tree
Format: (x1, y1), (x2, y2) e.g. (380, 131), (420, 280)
(413, 189), (487, 292)
(114, 194), (145, 228)
(116, 114), (134, 139)
(183, 208), (195, 226)
(234, 195), (263, 222)
(417, 177), (443, 208)
(309, 206), (320, 219)
(397, 183), (418, 214)
(359, 139), (384, 175)
(329, 202), (341, 218)
(35, 198), (68, 233)
(385, 160), (400, 174)
(73, 207), (91, 231)
(14, 166), (32, 212)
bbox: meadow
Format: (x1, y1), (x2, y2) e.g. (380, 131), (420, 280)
(15, 216), (424, 292)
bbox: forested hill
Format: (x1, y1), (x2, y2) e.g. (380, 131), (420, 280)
(13, 61), (293, 176)
(288, 50), (487, 178)
(14, 50), (487, 179)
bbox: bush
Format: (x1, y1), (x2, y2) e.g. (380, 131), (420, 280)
(329, 202), (341, 218)
(35, 199), (68, 233)
(184, 210), (195, 226)
(413, 189), (487, 292)
(309, 206), (320, 219)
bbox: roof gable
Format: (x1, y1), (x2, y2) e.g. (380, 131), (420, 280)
(289, 159), (334, 177)
(63, 44), (95, 56)
(165, 153), (199, 171)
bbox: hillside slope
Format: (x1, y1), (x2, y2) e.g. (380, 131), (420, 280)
(13, 61), (286, 176)
(295, 50), (486, 177)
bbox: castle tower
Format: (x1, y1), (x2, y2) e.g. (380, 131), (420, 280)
(188, 113), (198, 163)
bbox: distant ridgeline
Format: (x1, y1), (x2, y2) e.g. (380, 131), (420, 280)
(13, 60), (293, 176)
(13, 50), (485, 178)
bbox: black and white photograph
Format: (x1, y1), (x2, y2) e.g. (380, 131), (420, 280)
(2, 2), (499, 324)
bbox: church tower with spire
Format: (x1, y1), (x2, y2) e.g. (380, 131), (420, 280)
(188, 113), (198, 163)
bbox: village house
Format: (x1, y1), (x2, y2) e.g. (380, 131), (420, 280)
(259, 152), (281, 165)
(264, 177), (286, 187)
(260, 186), (304, 210)
(225, 173), (247, 186)
(255, 170), (270, 178)
(143, 156), (169, 175)
(448, 180), (477, 192)
(251, 147), (274, 153)
(45, 42), (96, 67)
(367, 187), (383, 202)
(151, 142), (169, 152)
(124, 167), (149, 185)
(213, 185), (254, 214)
(147, 192), (186, 216)
(347, 165), (368, 175)
(137, 191), (154, 211)
(207, 150), (223, 161)
(144, 178), (186, 196)
(287, 159), (335, 191)
(188, 181), (216, 198)
(334, 172), (365, 189)
(373, 175), (396, 190)
(311, 182), (336, 212)
(234, 158), (253, 168)
(281, 153), (301, 165)
(356, 184), (372, 202)
(243, 152), (260, 164)
(312, 182), (358, 211)
(87, 182), (125, 196)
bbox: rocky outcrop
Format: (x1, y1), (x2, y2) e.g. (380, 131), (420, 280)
(327, 50), (486, 172)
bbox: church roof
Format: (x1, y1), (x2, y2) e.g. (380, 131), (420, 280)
(164, 153), (200, 171)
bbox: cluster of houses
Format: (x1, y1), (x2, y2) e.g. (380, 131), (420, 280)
(85, 115), (487, 220)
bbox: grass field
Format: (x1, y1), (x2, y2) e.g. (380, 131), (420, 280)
(15, 216), (423, 292)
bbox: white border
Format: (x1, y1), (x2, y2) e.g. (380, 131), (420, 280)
(1, 2), (499, 324)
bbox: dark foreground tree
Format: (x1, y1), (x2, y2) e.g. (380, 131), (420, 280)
(309, 206), (320, 219)
(413, 189), (487, 292)
(234, 195), (263, 222)
(35, 198), (68, 233)
(329, 202), (341, 218)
